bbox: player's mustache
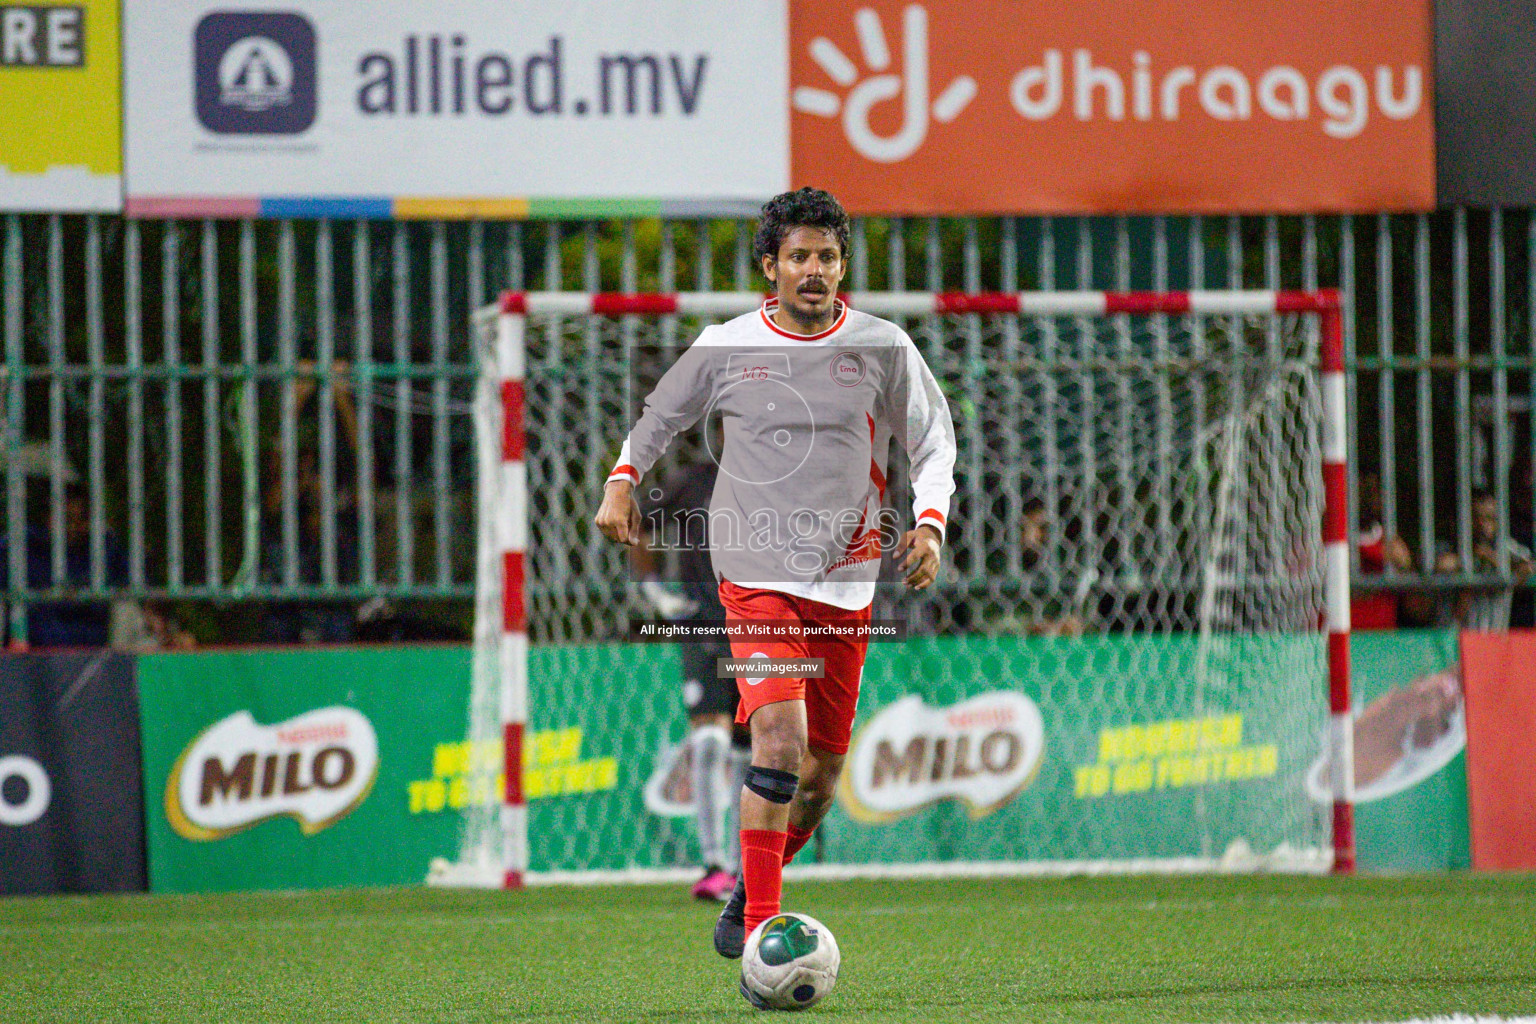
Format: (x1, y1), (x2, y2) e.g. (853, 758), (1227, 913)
(799, 281), (828, 294)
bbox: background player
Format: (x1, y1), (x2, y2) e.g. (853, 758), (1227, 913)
(594, 187), (956, 968)
(631, 451), (752, 901)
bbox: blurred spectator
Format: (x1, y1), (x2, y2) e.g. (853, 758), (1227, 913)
(980, 495), (1086, 638)
(253, 359), (470, 644)
(1435, 489), (1533, 630)
(1470, 489), (1535, 581)
(259, 446), (363, 643)
(259, 360), (363, 643)
(1352, 472), (1414, 630)
(1, 478), (193, 650)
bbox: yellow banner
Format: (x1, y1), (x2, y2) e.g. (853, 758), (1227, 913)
(0, 0), (121, 211)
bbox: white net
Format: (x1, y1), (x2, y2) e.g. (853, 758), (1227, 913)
(451, 302), (1329, 882)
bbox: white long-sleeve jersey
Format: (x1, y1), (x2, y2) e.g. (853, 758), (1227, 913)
(607, 299), (956, 610)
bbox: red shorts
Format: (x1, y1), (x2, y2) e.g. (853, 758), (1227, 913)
(719, 579), (871, 755)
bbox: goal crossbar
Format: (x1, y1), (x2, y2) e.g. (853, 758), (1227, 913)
(460, 288), (1352, 890)
(484, 288), (1341, 320)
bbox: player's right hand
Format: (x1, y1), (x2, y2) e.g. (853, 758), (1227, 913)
(595, 480), (642, 545)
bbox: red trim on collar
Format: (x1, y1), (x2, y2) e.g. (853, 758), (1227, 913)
(760, 299), (848, 340)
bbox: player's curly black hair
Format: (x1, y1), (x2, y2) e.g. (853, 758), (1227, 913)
(752, 187), (851, 270)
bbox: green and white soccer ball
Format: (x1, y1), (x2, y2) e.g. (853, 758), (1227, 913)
(740, 912), (840, 1011)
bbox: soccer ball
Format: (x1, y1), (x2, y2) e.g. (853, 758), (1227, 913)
(739, 912), (840, 1011)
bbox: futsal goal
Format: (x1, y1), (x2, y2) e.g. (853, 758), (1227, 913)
(430, 289), (1352, 888)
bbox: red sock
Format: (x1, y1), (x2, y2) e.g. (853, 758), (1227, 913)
(740, 829), (787, 936)
(783, 824), (815, 865)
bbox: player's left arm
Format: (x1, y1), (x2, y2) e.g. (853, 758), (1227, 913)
(892, 339), (957, 590)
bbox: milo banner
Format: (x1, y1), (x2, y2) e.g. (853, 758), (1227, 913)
(569, 631), (1469, 873)
(138, 647), (474, 892)
(827, 633), (1320, 867)
(136, 633), (1471, 890)
(538, 633), (1325, 872)
(1323, 629), (1469, 872)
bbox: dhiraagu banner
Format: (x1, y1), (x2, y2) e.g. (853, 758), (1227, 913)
(0, 0), (121, 211)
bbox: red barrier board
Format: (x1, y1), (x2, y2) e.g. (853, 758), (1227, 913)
(1459, 631), (1536, 871)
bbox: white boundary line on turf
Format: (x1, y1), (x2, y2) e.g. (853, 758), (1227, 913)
(518, 851), (1331, 888)
(1296, 1018), (1536, 1024)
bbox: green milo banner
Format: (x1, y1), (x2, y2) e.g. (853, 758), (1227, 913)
(525, 633), (1326, 871)
(139, 631), (1468, 891)
(1344, 629), (1469, 871)
(828, 633), (1318, 867)
(522, 631), (1470, 873)
(138, 644), (684, 891)
(138, 648), (473, 892)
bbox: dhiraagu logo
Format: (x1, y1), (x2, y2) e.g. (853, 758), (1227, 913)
(792, 5), (976, 163)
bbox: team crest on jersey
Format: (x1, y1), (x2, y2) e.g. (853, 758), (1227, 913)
(831, 352), (866, 388)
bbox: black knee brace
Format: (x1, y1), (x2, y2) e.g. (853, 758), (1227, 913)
(743, 765), (798, 804)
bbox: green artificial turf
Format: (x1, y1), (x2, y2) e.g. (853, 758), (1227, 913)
(3, 873), (1534, 1023)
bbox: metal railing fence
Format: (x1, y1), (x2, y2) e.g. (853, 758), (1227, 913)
(2, 211), (1533, 642)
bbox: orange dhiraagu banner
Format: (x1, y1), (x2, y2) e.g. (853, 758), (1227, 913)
(1459, 632), (1536, 871)
(788, 0), (1434, 215)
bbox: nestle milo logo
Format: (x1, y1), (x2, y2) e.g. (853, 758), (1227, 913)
(165, 708), (379, 841)
(838, 691), (1044, 823)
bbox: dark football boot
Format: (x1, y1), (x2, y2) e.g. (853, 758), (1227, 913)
(713, 875), (747, 958)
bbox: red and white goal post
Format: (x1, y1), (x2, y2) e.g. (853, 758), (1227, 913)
(433, 288), (1352, 889)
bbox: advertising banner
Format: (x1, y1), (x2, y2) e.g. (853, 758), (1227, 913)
(0, 0), (121, 211)
(788, 0), (1434, 215)
(138, 647), (474, 892)
(130, 633), (1474, 888)
(0, 652), (144, 895)
(1434, 0), (1536, 206)
(822, 632), (1320, 867)
(552, 633), (1325, 873)
(122, 0), (787, 218)
(120, 0), (1430, 218)
(1319, 630), (1469, 872)
(1459, 631), (1536, 871)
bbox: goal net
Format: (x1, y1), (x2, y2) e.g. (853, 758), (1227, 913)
(438, 290), (1345, 887)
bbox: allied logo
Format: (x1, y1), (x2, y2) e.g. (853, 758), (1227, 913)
(0, 754), (51, 827)
(830, 351), (866, 387)
(839, 691), (1044, 823)
(165, 707), (378, 840)
(194, 11), (317, 134)
(792, 5), (976, 163)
